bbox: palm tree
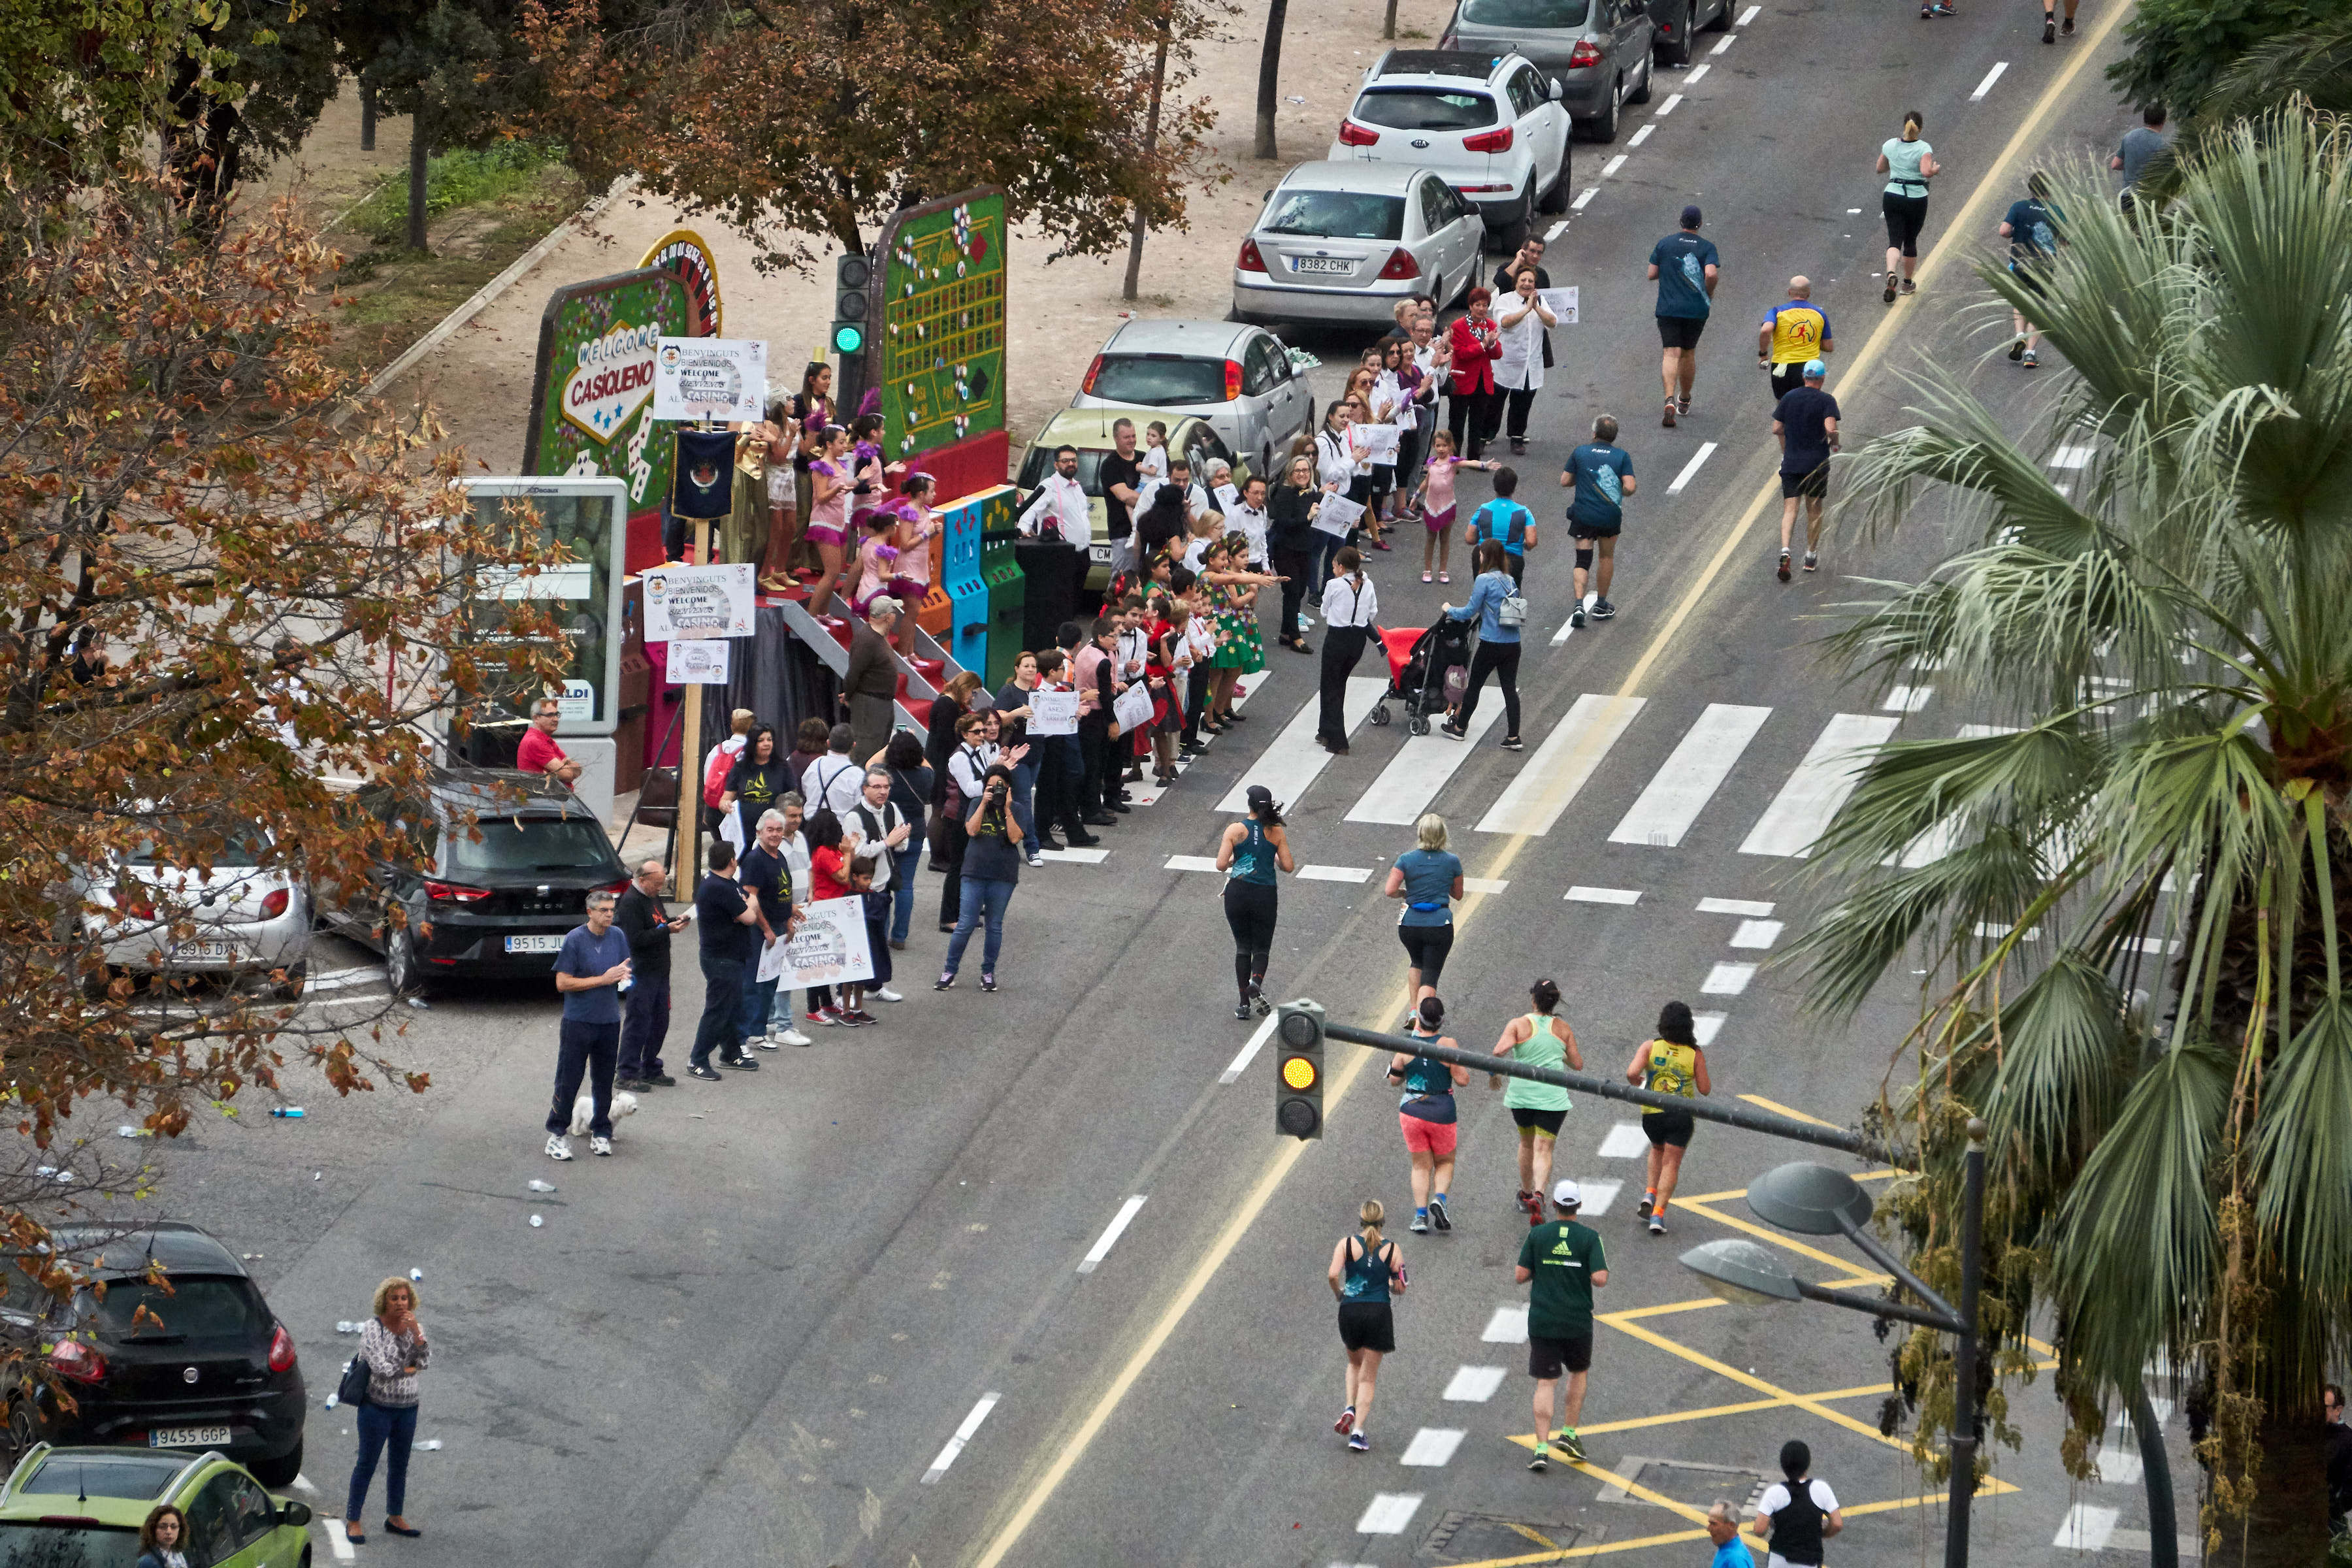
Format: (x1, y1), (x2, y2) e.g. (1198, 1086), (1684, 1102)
(1786, 109), (2352, 1568)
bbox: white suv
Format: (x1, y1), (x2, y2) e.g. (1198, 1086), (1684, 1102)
(1328, 48), (1573, 251)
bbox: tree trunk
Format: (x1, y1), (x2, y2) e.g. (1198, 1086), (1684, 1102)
(2205, 1412), (2327, 1567)
(406, 121), (429, 252)
(1383, 0), (1398, 39)
(1122, 12), (1172, 302)
(361, 82), (376, 152)
(1254, 0), (1290, 160)
(2128, 1384), (2176, 1568)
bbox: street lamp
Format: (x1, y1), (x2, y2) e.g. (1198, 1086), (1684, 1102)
(1680, 1118), (1987, 1568)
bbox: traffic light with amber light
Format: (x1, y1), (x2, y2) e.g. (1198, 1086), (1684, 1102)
(1275, 1000), (1325, 1139)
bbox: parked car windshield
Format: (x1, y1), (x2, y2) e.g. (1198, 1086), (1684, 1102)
(1015, 446), (1109, 494)
(0, 1520), (142, 1568)
(444, 816), (615, 876)
(1262, 191), (1406, 241)
(1460, 0), (1591, 25)
(87, 1276), (269, 1342)
(1091, 357), (1229, 406)
(1350, 88), (1499, 131)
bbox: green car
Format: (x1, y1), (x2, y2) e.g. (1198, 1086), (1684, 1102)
(0, 1445), (314, 1567)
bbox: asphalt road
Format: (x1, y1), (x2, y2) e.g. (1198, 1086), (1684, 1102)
(54, 7), (2203, 1566)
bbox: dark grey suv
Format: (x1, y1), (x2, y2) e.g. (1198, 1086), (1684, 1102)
(1442, 0), (1658, 141)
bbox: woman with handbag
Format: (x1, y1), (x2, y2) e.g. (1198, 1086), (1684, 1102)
(1445, 290), (1503, 459)
(1439, 542), (1527, 751)
(344, 1275), (429, 1544)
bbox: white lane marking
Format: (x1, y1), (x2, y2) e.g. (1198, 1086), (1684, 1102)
(1710, 33), (1735, 53)
(1578, 1179), (1624, 1217)
(2095, 1444), (2143, 1485)
(1220, 1013), (1282, 1085)
(1444, 1365), (1507, 1401)
(1401, 1428), (1467, 1466)
(1462, 877), (1510, 894)
(1598, 1122), (1649, 1158)
(1565, 885), (1642, 906)
(1974, 921), (2040, 941)
(1692, 1011), (1725, 1045)
(1077, 1197), (1148, 1274)
(1551, 591), (1597, 644)
(2125, 936), (2179, 954)
(322, 1522), (355, 1563)
(1684, 63), (1710, 84)
(1545, 219), (1569, 240)
(1601, 155), (1628, 177)
(1608, 702), (1770, 846)
(1969, 61), (2008, 102)
(1165, 855), (1219, 872)
(1882, 684), (1934, 711)
(1663, 441), (1718, 495)
(1729, 919), (1785, 949)
(1358, 1494), (1424, 1534)
(2053, 443), (2096, 468)
(1035, 847), (1110, 864)
(1296, 864), (1372, 883)
(1701, 962), (1757, 994)
(1737, 713), (1902, 857)
(1656, 93), (1683, 116)
(921, 1392), (1002, 1483)
(1345, 704), (1499, 824)
(1571, 187), (1600, 210)
(292, 1475), (318, 1494)
(1737, 4), (1761, 22)
(2052, 1503), (2119, 1551)
(304, 968), (389, 994)
(1481, 1305), (1529, 1343)
(1628, 123), (1655, 146)
(1215, 676), (1385, 814)
(1477, 694), (1646, 834)
(1697, 897), (1774, 915)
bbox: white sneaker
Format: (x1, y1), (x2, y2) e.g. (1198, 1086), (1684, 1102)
(544, 1134), (572, 1162)
(751, 1031), (780, 1049)
(589, 1135), (612, 1157)
(776, 1027), (813, 1047)
(874, 987), (905, 1004)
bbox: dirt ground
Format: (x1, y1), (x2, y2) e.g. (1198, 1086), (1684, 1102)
(304, 0), (1458, 470)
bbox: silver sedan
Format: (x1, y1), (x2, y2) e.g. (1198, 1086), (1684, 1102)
(1232, 161), (1487, 329)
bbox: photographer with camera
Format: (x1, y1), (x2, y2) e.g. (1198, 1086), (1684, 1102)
(936, 762), (1024, 992)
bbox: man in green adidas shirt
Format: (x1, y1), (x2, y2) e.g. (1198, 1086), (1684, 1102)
(1515, 1178), (1609, 1472)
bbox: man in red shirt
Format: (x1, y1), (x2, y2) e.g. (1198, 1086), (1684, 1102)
(517, 696), (583, 786)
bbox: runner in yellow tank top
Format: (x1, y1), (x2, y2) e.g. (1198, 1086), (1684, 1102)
(1488, 979), (1582, 1226)
(1624, 1000), (1712, 1236)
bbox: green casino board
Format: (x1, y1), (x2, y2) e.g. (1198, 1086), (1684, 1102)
(881, 194), (1007, 461)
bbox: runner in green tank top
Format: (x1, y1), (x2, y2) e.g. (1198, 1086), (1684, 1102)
(1624, 999), (1711, 1236)
(1488, 979), (1583, 1225)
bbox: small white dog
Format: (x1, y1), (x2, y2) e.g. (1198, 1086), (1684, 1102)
(568, 1088), (640, 1137)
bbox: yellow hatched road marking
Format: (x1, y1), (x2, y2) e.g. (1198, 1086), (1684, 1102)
(1737, 1093), (1842, 1128)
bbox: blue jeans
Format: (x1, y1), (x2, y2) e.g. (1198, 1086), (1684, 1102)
(944, 878), (1015, 975)
(348, 1399), (417, 1521)
(1309, 533), (1345, 612)
(738, 958), (778, 1045)
(890, 845), (922, 944)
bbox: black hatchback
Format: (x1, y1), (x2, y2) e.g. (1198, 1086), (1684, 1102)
(318, 766), (631, 994)
(2, 1223), (305, 1486)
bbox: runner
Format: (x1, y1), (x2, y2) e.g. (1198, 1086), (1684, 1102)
(1561, 417), (1636, 627)
(1328, 1198), (1407, 1454)
(2040, 0), (2078, 42)
(1489, 979), (1581, 1226)
(1383, 813), (1463, 994)
(1752, 1440), (1844, 1568)
(2000, 171), (2063, 368)
(1463, 468), (1538, 589)
(1386, 992), (1471, 1234)
(1625, 1000), (1712, 1235)
(1771, 361), (1840, 581)
(1756, 278), (1833, 404)
(1646, 205), (1719, 428)
(1516, 1179), (1608, 1471)
(1877, 112), (1939, 302)
(1213, 785), (1294, 1020)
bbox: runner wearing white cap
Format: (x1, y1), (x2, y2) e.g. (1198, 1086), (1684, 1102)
(1515, 1177), (1609, 1471)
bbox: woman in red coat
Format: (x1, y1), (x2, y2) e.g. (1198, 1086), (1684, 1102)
(1446, 290), (1503, 459)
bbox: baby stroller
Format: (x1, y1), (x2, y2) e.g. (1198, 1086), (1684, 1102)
(1369, 617), (1469, 736)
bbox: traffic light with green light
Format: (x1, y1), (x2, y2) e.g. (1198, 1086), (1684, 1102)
(832, 253), (872, 358)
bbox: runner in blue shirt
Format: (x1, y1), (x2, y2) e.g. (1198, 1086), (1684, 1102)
(1646, 204), (1719, 427)
(1560, 416), (1636, 627)
(1770, 361), (1840, 580)
(1462, 466), (1539, 587)
(1999, 171), (2063, 368)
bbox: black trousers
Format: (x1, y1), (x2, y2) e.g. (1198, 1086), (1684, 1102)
(936, 814), (968, 926)
(1079, 715), (1115, 815)
(691, 953), (745, 1068)
(1501, 385), (1541, 442)
(1224, 879), (1280, 995)
(1446, 389), (1485, 455)
(618, 973), (670, 1079)
(549, 1019), (619, 1137)
(1457, 638), (1522, 736)
(1272, 547), (1311, 643)
(1319, 624), (1369, 744)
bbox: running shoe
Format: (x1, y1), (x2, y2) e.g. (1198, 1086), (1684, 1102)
(1429, 1198), (1452, 1232)
(545, 1134), (573, 1162)
(1919, 3), (1929, 14)
(874, 987), (904, 1004)
(687, 1064), (722, 1081)
(1661, 400), (1677, 429)
(750, 1031), (780, 1051)
(2022, 348), (2040, 368)
(719, 1054), (759, 1071)
(2062, 14), (2074, 32)
(1409, 1214), (1429, 1233)
(1778, 549), (1791, 583)
(808, 1007), (842, 1026)
(777, 1027), (813, 1047)
(1590, 598), (1617, 620)
(1884, 276), (1899, 302)
(1803, 551), (1819, 572)
(1569, 604), (1586, 629)
(1025, 851), (1044, 868)
(1638, 1190), (1656, 1218)
(1439, 719), (1467, 741)
(980, 973), (998, 992)
(2042, 14), (2055, 41)
(1234, 1000), (1252, 1020)
(933, 973), (956, 990)
(1900, 278), (1918, 295)
(1528, 1443), (1550, 1473)
(648, 1072), (677, 1087)
(2010, 336), (2027, 361)
(1558, 1428), (1587, 1463)
(1335, 1405), (1356, 1435)
(840, 1009), (879, 1027)
(1650, 1215), (1667, 1236)
(590, 1135), (612, 1157)
(1500, 736), (1524, 751)
(1348, 1431), (1371, 1452)
(1517, 1190), (1544, 1218)
(1676, 395), (1691, 416)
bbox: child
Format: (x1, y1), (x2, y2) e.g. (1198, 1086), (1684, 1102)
(760, 400), (800, 591)
(849, 508), (900, 620)
(849, 414), (891, 502)
(848, 858), (890, 1019)
(885, 474), (940, 637)
(1147, 594), (1184, 785)
(1420, 431), (1498, 585)
(1183, 510), (1224, 574)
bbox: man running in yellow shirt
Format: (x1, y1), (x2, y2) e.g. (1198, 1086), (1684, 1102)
(1756, 278), (1833, 404)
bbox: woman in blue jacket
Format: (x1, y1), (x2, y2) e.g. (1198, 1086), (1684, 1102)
(1439, 541), (1524, 749)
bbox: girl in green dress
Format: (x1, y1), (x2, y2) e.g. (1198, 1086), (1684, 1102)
(1201, 534), (1282, 727)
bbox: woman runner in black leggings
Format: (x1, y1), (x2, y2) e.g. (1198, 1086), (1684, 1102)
(1215, 784), (1296, 1019)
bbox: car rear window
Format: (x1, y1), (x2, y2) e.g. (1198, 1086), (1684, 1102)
(1351, 88), (1499, 131)
(87, 1276), (268, 1341)
(19, 1453), (183, 1501)
(444, 816), (616, 877)
(1014, 448), (1107, 495)
(123, 817), (269, 867)
(1262, 191), (1407, 241)
(0, 1520), (141, 1568)
(1090, 357), (1228, 407)
(1460, 0), (1592, 25)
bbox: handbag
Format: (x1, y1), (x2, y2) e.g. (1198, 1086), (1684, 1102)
(336, 1352), (371, 1408)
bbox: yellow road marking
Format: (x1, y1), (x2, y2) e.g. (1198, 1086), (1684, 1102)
(1504, 1380), (1893, 1441)
(1607, 1296), (1730, 1321)
(966, 11), (2131, 1556)
(1509, 1522), (1568, 1549)
(1737, 1093), (1840, 1128)
(1603, 1313), (1912, 1450)
(1442, 1483), (2017, 1567)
